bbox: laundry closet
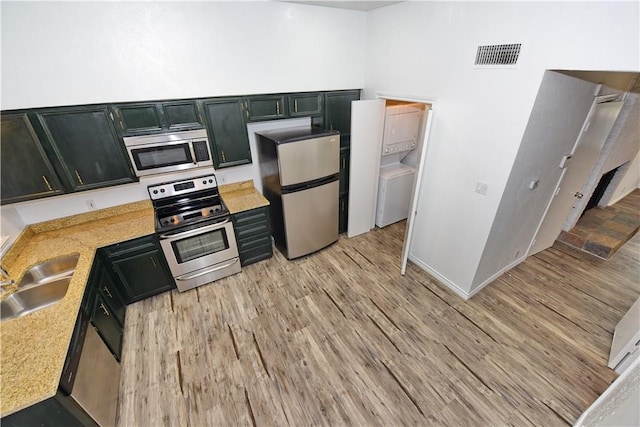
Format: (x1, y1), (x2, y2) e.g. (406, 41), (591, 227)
(375, 100), (428, 228)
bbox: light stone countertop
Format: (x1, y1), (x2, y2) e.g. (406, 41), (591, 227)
(219, 180), (269, 214)
(0, 182), (267, 417)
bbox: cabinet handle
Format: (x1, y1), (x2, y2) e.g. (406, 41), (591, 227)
(151, 257), (157, 268)
(42, 175), (53, 191)
(103, 286), (113, 298)
(199, 113), (205, 124)
(100, 303), (110, 316)
(342, 158), (346, 169)
(74, 170), (84, 185)
(221, 150), (227, 163)
(294, 99), (298, 113)
(276, 102), (280, 115)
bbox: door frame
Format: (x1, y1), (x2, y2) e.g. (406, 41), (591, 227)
(374, 93), (437, 275)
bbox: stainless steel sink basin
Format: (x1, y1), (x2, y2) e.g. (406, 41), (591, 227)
(1, 277), (73, 321)
(18, 253), (80, 286)
(1, 253), (80, 322)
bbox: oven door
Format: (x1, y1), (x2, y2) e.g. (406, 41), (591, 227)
(158, 218), (240, 290)
(127, 141), (212, 177)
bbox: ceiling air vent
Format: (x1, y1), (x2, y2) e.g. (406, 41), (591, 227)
(475, 43), (521, 66)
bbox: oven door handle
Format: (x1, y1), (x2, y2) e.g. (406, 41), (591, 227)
(175, 258), (239, 281)
(159, 218), (230, 240)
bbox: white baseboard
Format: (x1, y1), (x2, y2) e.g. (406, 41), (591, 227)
(467, 255), (527, 299)
(408, 255), (471, 300)
(607, 186), (639, 207)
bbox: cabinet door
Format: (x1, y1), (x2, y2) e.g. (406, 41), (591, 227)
(90, 293), (123, 360)
(202, 98), (252, 168)
(339, 196), (348, 234)
(339, 147), (350, 196)
(1, 113), (64, 204)
(289, 92), (323, 118)
(36, 107), (135, 192)
(98, 268), (126, 327)
(246, 95), (287, 121)
(111, 249), (175, 303)
(112, 103), (163, 135)
(162, 101), (204, 130)
(232, 207), (273, 266)
(325, 90), (360, 147)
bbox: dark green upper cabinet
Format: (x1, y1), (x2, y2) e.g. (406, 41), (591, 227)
(289, 92), (323, 118)
(201, 97), (252, 168)
(245, 95), (287, 121)
(112, 103), (163, 135)
(162, 101), (204, 130)
(112, 101), (204, 136)
(325, 90), (360, 147)
(35, 106), (136, 192)
(0, 114), (64, 204)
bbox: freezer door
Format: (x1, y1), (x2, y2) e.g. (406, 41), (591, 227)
(282, 180), (339, 259)
(277, 135), (340, 186)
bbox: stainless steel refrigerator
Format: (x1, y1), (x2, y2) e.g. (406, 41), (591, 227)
(257, 127), (340, 259)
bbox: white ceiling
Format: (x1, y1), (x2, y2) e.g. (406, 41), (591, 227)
(280, 1), (403, 12)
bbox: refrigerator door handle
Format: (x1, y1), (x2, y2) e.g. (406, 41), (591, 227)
(281, 174), (339, 194)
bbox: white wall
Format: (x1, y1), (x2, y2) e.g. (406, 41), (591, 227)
(1, 2), (366, 109)
(366, 1), (639, 295)
(605, 151), (640, 206)
(0, 2), (365, 231)
(0, 206), (26, 256)
(474, 72), (597, 289)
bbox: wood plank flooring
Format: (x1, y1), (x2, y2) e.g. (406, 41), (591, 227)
(118, 222), (640, 426)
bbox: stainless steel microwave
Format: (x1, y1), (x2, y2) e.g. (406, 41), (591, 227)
(123, 129), (213, 177)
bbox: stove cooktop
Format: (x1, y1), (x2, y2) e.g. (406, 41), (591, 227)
(148, 173), (230, 231)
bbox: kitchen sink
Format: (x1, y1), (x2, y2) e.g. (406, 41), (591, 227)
(18, 253), (80, 286)
(1, 253), (80, 322)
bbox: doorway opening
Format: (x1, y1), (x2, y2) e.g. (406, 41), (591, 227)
(347, 95), (434, 275)
(582, 166), (621, 217)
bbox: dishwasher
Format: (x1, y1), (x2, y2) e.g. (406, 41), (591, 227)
(60, 311), (121, 426)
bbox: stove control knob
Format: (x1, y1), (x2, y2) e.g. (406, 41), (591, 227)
(153, 190), (158, 194)
(203, 180), (207, 184)
(209, 209), (214, 214)
(170, 218), (175, 223)
(160, 188), (165, 193)
(209, 179), (213, 183)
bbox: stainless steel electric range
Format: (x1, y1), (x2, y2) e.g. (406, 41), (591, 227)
(148, 174), (240, 292)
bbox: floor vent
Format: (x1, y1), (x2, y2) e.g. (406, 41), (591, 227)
(475, 43), (521, 66)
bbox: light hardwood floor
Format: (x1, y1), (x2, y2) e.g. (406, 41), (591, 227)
(118, 222), (640, 426)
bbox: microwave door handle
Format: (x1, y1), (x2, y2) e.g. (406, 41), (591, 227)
(175, 258), (239, 281)
(188, 142), (197, 164)
(159, 218), (230, 239)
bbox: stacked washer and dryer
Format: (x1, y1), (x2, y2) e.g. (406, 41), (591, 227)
(375, 102), (424, 228)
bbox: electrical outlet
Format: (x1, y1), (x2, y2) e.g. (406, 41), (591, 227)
(475, 181), (489, 196)
(86, 199), (96, 210)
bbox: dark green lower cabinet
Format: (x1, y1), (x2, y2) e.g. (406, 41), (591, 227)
(90, 292), (123, 360)
(231, 206), (273, 266)
(101, 234), (176, 304)
(82, 257), (125, 361)
(2, 391), (98, 427)
(339, 196), (348, 234)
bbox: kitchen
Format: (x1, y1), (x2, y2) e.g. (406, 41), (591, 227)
(2, 1), (639, 426)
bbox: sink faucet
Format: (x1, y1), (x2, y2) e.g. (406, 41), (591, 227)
(0, 266), (16, 297)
